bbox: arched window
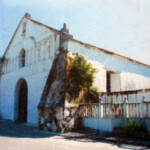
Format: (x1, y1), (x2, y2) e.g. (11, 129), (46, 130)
(22, 22), (26, 34)
(19, 49), (25, 68)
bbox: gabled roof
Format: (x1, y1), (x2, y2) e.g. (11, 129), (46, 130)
(3, 17), (24, 58)
(3, 14), (150, 68)
(3, 15), (62, 58)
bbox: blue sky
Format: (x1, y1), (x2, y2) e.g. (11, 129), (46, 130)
(0, 0), (150, 64)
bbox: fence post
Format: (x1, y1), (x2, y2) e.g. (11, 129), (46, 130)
(123, 98), (128, 118)
(141, 96), (146, 118)
(99, 94), (105, 118)
(98, 101), (102, 133)
(99, 102), (102, 119)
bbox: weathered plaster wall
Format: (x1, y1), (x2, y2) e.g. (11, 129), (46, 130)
(68, 40), (150, 92)
(82, 101), (150, 134)
(38, 52), (82, 132)
(82, 104), (124, 133)
(39, 107), (81, 132)
(120, 72), (150, 91)
(88, 60), (106, 92)
(102, 89), (150, 103)
(0, 18), (60, 124)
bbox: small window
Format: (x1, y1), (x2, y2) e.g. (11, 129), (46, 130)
(19, 49), (25, 68)
(22, 22), (26, 34)
(106, 71), (111, 93)
(48, 45), (51, 58)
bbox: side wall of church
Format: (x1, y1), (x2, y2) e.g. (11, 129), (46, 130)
(68, 40), (150, 92)
(0, 18), (60, 124)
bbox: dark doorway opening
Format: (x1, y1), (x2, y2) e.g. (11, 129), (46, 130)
(18, 80), (28, 123)
(106, 72), (111, 93)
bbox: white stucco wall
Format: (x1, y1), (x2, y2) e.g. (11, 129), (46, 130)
(120, 72), (150, 91)
(88, 60), (106, 92)
(0, 18), (60, 125)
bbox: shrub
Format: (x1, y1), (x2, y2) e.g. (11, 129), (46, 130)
(114, 120), (148, 139)
(122, 120), (148, 133)
(71, 55), (97, 89)
(86, 86), (99, 103)
(67, 55), (99, 103)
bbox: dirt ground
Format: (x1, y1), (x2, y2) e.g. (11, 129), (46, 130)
(0, 120), (149, 150)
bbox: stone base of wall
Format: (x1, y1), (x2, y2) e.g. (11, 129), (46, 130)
(38, 107), (82, 133)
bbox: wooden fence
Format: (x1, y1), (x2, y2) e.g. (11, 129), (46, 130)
(78, 103), (99, 118)
(76, 101), (150, 119)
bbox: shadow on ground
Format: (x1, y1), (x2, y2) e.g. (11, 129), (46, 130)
(0, 120), (149, 150)
(0, 120), (60, 138)
(62, 137), (149, 150)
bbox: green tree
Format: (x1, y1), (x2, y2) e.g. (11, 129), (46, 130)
(67, 55), (99, 103)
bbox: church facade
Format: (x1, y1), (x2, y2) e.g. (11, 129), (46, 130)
(0, 13), (150, 125)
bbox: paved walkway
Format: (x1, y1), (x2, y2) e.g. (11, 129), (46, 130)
(0, 120), (149, 150)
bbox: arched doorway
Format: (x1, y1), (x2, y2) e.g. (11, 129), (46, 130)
(15, 78), (28, 123)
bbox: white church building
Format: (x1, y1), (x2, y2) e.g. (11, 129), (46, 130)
(0, 13), (150, 126)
